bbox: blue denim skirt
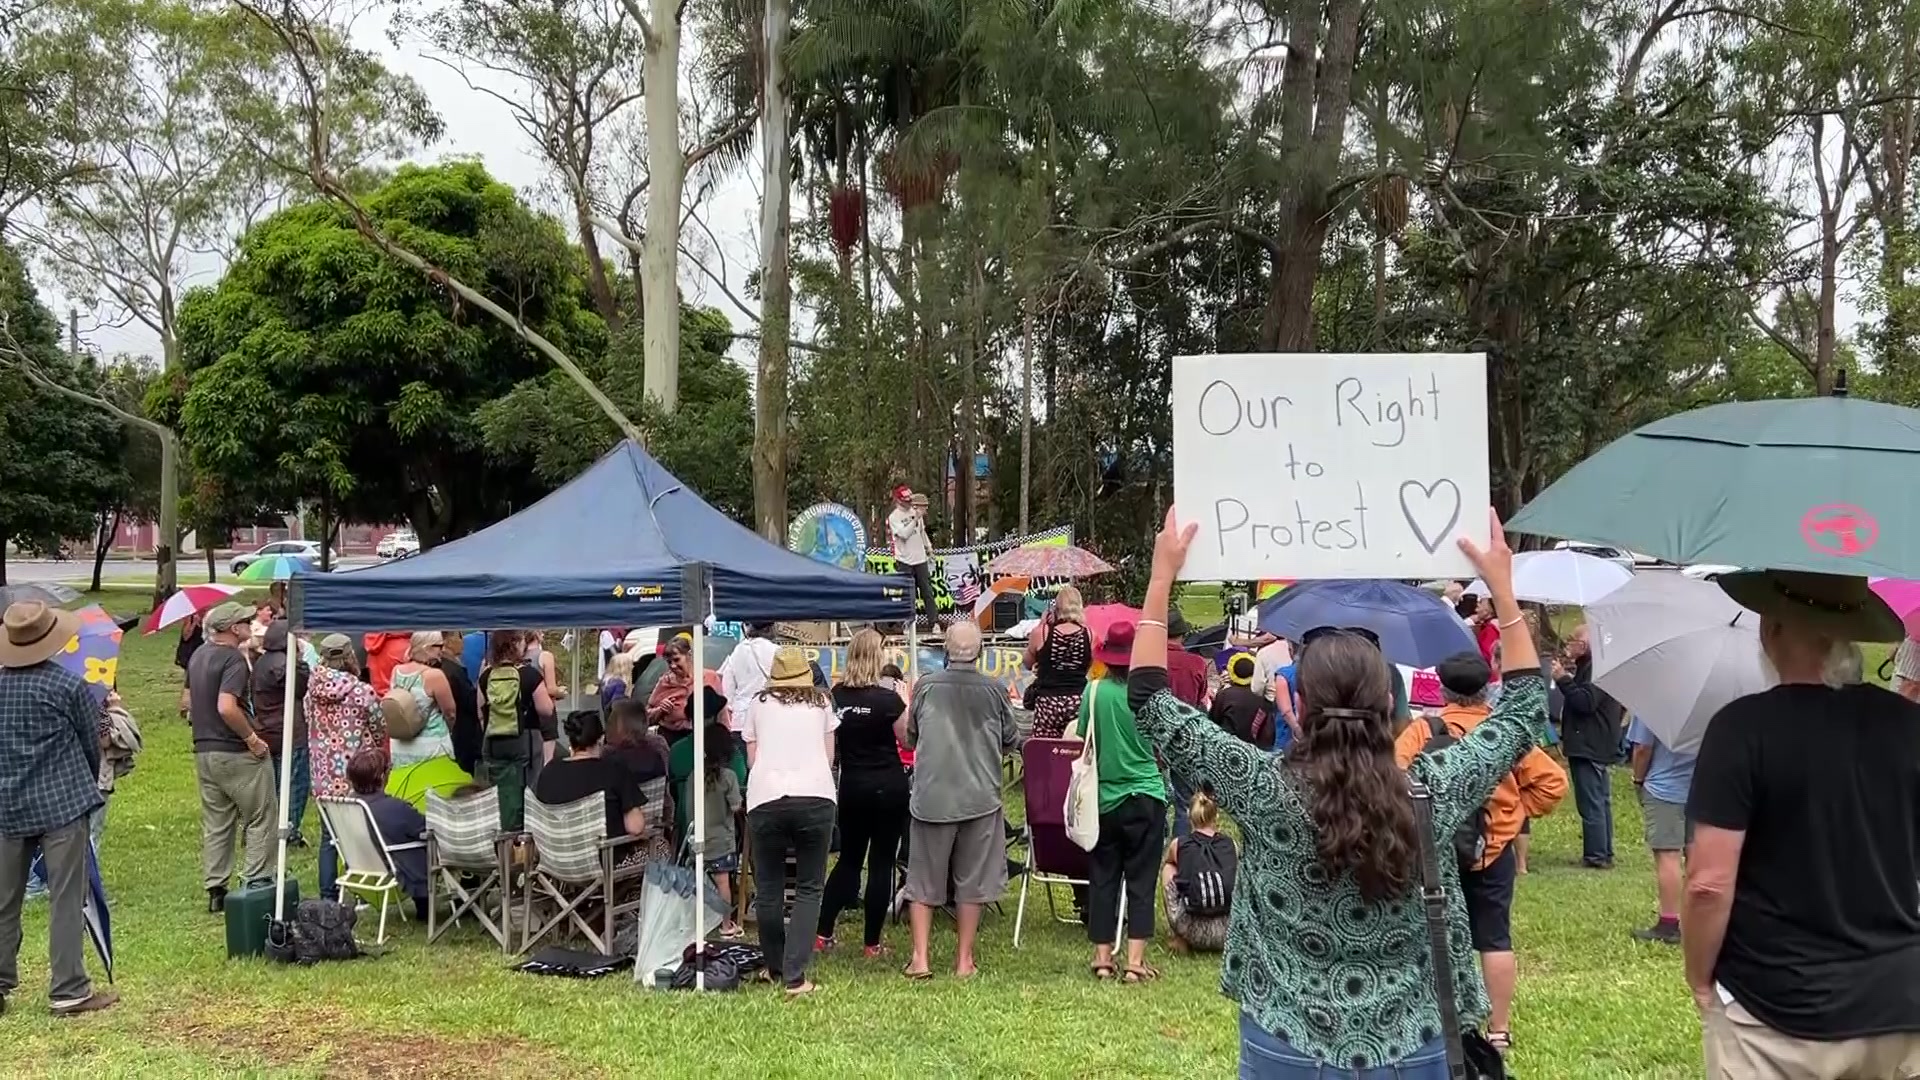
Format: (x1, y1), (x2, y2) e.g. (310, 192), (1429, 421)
(1238, 1012), (1449, 1080)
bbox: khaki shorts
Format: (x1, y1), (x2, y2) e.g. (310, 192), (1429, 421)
(1640, 788), (1693, 852)
(905, 810), (1006, 907)
(1705, 994), (1920, 1079)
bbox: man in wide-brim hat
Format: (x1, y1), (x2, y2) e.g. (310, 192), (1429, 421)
(1684, 570), (1920, 1077)
(0, 601), (118, 1016)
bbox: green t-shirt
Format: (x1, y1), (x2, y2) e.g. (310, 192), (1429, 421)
(1074, 674), (1167, 814)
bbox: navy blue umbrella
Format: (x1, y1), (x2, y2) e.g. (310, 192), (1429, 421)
(26, 840), (112, 982)
(1257, 580), (1476, 669)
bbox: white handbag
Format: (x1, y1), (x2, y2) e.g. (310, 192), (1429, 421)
(1064, 679), (1102, 852)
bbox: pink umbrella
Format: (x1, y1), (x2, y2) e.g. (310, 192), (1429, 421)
(1083, 603), (1143, 641)
(1870, 578), (1920, 638)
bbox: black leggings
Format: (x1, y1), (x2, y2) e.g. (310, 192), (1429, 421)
(1088, 793), (1165, 943)
(817, 771), (909, 947)
(906, 561), (939, 623)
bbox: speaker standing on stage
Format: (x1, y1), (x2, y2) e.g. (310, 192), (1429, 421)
(889, 486), (938, 629)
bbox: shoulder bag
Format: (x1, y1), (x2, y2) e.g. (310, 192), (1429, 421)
(1064, 679), (1102, 852)
(1410, 780), (1508, 1080)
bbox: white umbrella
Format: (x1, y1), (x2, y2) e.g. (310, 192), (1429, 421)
(1585, 573), (1774, 754)
(1467, 549), (1633, 606)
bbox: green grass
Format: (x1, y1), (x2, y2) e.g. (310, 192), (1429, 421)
(4, 593), (1708, 1078)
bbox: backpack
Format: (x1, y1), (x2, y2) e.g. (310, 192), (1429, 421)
(1176, 831), (1238, 917)
(483, 664), (525, 738)
(380, 684), (426, 740)
(1423, 714), (1490, 868)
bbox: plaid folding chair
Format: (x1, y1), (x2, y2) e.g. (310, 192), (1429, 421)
(519, 792), (645, 956)
(425, 787), (509, 950)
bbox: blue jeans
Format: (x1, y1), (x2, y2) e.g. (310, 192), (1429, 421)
(1568, 756), (1614, 864)
(1239, 1012), (1448, 1079)
(273, 746), (311, 838)
(1169, 771), (1197, 841)
(318, 817), (339, 902)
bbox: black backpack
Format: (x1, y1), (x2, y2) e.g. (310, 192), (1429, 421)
(1176, 831), (1238, 917)
(1423, 714), (1490, 868)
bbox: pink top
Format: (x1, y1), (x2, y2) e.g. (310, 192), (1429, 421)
(739, 695), (840, 811)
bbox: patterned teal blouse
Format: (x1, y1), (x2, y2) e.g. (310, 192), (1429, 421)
(1131, 670), (1550, 1069)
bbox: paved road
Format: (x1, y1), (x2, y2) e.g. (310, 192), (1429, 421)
(7, 556), (379, 584)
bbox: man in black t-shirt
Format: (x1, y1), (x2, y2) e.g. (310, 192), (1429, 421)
(1687, 570), (1920, 1078)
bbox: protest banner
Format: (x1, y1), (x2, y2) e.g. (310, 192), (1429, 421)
(1171, 353), (1489, 581)
(802, 643), (1028, 695)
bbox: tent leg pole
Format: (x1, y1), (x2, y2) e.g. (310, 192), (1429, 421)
(570, 627), (581, 704)
(692, 622), (707, 992)
(273, 629), (297, 923)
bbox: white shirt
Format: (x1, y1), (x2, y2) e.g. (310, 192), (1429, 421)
(889, 506), (930, 566)
(740, 696), (839, 811)
(719, 636), (780, 704)
(596, 630), (617, 681)
(1251, 638), (1294, 702)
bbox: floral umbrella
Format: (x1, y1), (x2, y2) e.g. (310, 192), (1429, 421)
(57, 604), (123, 702)
(982, 544), (1114, 579)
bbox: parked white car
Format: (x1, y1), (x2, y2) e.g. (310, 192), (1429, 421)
(1550, 541), (1666, 571)
(1680, 563), (1742, 582)
(376, 531), (420, 559)
(230, 539), (323, 574)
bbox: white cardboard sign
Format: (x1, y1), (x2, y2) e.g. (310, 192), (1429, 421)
(1171, 353), (1490, 581)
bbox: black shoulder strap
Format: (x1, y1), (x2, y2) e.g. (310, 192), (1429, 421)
(1410, 781), (1469, 1080)
(1426, 712), (1449, 743)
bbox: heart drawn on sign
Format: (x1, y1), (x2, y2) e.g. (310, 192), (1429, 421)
(1398, 479), (1463, 555)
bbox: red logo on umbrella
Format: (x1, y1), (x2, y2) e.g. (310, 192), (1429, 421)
(1800, 503), (1879, 556)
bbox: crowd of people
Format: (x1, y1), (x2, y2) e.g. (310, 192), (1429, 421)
(2, 501), (1919, 1080)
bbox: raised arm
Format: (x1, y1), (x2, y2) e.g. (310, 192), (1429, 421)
(1127, 507), (1279, 820)
(1410, 512), (1550, 835)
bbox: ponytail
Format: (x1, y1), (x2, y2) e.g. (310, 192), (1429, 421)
(1287, 635), (1419, 902)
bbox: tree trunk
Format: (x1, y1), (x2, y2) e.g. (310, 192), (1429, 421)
(575, 198), (622, 331)
(318, 489), (333, 571)
(154, 418), (179, 608)
(1019, 299), (1033, 535)
(0, 536), (7, 585)
(205, 543), (216, 583)
(752, 0), (792, 542)
(90, 506), (118, 593)
(1260, 222), (1330, 350)
(641, 0), (682, 412)
(1816, 215), (1840, 395)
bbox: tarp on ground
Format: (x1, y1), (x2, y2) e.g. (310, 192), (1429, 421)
(288, 441), (912, 630)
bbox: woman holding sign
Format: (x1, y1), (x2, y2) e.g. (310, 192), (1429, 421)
(1126, 506), (1547, 1078)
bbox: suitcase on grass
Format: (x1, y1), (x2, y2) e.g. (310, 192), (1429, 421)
(225, 879), (299, 958)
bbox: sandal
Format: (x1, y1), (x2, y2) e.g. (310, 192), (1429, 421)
(1121, 965), (1161, 984)
(902, 965), (933, 982)
(1090, 963), (1117, 980)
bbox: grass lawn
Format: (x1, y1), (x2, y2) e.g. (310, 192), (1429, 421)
(2, 592), (1718, 1078)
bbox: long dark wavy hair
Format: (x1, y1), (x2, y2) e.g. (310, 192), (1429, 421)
(1286, 634), (1419, 901)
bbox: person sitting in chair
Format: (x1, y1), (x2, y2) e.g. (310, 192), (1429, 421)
(535, 711), (646, 863)
(345, 749), (428, 919)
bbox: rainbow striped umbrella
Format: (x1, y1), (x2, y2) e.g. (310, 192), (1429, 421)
(238, 554), (313, 582)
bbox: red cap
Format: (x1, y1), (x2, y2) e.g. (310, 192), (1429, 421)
(893, 485), (913, 502)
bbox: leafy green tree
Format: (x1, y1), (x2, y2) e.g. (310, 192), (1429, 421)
(160, 162), (604, 546)
(0, 246), (123, 584)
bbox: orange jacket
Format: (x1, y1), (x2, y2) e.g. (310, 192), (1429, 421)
(363, 633), (413, 697)
(1395, 702), (1567, 869)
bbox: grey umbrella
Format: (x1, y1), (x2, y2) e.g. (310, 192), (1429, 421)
(0, 583), (82, 608)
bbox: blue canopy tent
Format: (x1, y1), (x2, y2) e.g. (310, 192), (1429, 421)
(279, 441), (912, 965)
(286, 440), (912, 630)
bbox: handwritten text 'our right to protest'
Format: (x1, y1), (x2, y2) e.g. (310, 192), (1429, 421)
(1194, 372), (1464, 558)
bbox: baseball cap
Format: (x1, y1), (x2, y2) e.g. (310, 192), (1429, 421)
(205, 602), (251, 633)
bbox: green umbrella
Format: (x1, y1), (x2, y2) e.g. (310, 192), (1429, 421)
(1509, 394), (1920, 578)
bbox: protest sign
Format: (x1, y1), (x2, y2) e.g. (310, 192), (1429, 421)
(802, 643), (1027, 695)
(1172, 353), (1489, 580)
(865, 525), (1073, 620)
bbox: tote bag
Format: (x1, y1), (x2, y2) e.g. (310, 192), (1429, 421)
(1064, 679), (1103, 851)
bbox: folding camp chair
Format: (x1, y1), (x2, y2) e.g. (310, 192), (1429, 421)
(317, 796), (423, 946)
(520, 792), (646, 956)
(425, 787), (509, 951)
(1013, 738), (1122, 949)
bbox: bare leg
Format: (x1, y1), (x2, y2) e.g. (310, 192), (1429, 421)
(906, 902), (934, 976)
(1513, 831), (1529, 874)
(954, 902), (982, 977)
(1124, 937), (1148, 972)
(1481, 950), (1516, 1035)
(1654, 850), (1683, 922)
